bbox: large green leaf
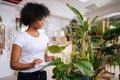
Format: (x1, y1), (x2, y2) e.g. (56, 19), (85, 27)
(40, 58), (63, 70)
(57, 64), (68, 72)
(52, 67), (65, 80)
(91, 16), (98, 25)
(50, 58), (63, 66)
(67, 4), (83, 20)
(48, 45), (67, 53)
(67, 72), (82, 80)
(77, 17), (84, 26)
(63, 76), (71, 80)
(53, 67), (61, 74)
(52, 63), (65, 80)
(67, 4), (84, 26)
(55, 72), (64, 80)
(72, 59), (95, 76)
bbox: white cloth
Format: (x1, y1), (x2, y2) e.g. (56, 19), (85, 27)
(13, 31), (49, 72)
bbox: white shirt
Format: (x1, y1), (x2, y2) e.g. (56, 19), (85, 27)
(13, 31), (49, 72)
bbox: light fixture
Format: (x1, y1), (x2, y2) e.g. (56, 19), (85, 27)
(79, 0), (88, 2)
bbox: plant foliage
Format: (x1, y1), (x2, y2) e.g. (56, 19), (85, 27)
(47, 4), (120, 80)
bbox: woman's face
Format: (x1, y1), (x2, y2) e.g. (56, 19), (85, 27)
(30, 18), (46, 29)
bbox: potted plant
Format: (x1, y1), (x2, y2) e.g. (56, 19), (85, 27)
(46, 4), (120, 80)
(91, 21), (102, 37)
(46, 4), (97, 80)
(109, 18), (120, 28)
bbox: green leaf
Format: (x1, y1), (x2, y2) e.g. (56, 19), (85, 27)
(53, 67), (60, 74)
(57, 64), (68, 72)
(40, 58), (64, 70)
(0, 16), (2, 22)
(70, 52), (78, 58)
(102, 44), (120, 55)
(67, 72), (82, 80)
(48, 45), (66, 54)
(110, 20), (120, 27)
(111, 54), (120, 66)
(71, 77), (81, 80)
(55, 72), (64, 80)
(52, 67), (65, 80)
(89, 44), (95, 64)
(72, 59), (95, 76)
(102, 27), (120, 40)
(77, 17), (84, 26)
(91, 16), (98, 25)
(50, 58), (63, 66)
(60, 45), (68, 50)
(83, 21), (88, 32)
(67, 4), (83, 20)
(79, 53), (88, 60)
(63, 75), (71, 80)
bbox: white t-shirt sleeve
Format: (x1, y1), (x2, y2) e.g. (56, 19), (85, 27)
(13, 33), (25, 48)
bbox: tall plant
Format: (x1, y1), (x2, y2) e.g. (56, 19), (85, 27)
(46, 4), (96, 80)
(65, 5), (120, 80)
(47, 4), (120, 80)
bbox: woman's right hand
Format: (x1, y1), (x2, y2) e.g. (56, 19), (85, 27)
(31, 58), (43, 68)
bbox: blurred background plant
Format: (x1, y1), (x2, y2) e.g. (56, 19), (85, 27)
(0, 16), (5, 55)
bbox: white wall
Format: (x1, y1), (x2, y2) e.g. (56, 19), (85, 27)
(42, 0), (75, 19)
(0, 4), (19, 78)
(45, 15), (70, 40)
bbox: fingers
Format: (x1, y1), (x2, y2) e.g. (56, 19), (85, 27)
(34, 58), (43, 64)
(48, 56), (57, 62)
(45, 56), (58, 62)
(32, 58), (43, 67)
(51, 56), (58, 60)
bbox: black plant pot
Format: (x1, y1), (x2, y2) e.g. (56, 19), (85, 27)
(80, 74), (88, 80)
(88, 31), (96, 36)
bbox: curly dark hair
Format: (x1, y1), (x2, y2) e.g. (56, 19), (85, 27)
(20, 3), (50, 26)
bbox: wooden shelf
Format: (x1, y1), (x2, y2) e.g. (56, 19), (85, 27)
(89, 36), (101, 38)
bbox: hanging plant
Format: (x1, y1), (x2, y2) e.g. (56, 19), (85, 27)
(0, 16), (5, 55)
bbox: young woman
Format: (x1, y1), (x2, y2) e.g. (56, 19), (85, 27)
(10, 3), (55, 80)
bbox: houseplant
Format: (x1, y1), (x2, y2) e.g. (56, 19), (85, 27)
(109, 18), (120, 28)
(46, 4), (120, 80)
(47, 4), (96, 80)
(91, 20), (102, 36)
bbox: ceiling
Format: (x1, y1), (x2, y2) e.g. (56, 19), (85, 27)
(1, 0), (120, 19)
(56, 0), (114, 13)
